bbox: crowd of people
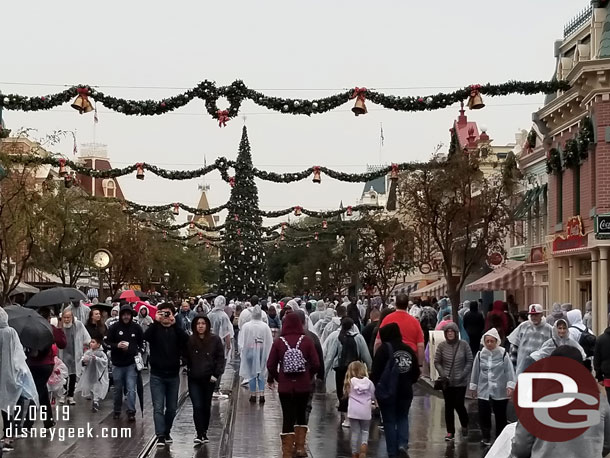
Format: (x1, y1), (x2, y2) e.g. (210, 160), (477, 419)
(2, 292), (610, 457)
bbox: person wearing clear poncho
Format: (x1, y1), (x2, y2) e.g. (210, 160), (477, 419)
(530, 318), (586, 362)
(238, 305), (273, 404)
(0, 307), (38, 442)
(309, 300), (326, 327)
(313, 309), (335, 339)
(208, 296), (234, 398)
(58, 306), (91, 405)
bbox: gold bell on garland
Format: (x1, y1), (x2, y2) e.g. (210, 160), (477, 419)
(322, 220), (328, 229)
(467, 85), (485, 110)
(189, 221), (195, 230)
(350, 87), (368, 116)
(312, 166), (321, 184)
(58, 158), (67, 178)
(71, 88), (94, 114)
(346, 206), (353, 217)
(172, 203), (180, 216)
(64, 174), (73, 188)
(390, 163), (399, 181)
(198, 232), (204, 241)
(294, 206), (302, 217)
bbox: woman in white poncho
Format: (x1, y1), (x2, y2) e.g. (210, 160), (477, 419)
(58, 306), (91, 405)
(313, 309), (335, 339)
(0, 307), (38, 440)
(238, 305), (273, 404)
(208, 296), (234, 398)
(530, 318), (587, 362)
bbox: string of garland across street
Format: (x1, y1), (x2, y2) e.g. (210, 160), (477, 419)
(0, 79), (569, 126)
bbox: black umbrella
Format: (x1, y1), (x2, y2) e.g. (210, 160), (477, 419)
(4, 305), (54, 351)
(25, 287), (88, 308)
(200, 292), (216, 300)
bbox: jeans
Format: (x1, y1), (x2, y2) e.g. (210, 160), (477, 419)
(23, 364), (54, 428)
(379, 397), (412, 457)
(279, 392), (309, 433)
(188, 377), (215, 435)
(112, 364), (137, 414)
(478, 398), (508, 440)
(248, 374), (265, 393)
(150, 374), (180, 437)
(442, 386), (469, 434)
(334, 367), (348, 413)
(350, 418), (370, 454)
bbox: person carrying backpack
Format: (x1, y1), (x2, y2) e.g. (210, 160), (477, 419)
(323, 317), (372, 428)
(567, 309), (596, 368)
(344, 361), (375, 458)
(371, 322), (419, 458)
(267, 312), (320, 458)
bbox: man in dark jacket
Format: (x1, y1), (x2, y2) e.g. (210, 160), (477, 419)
(463, 300), (485, 356)
(106, 304), (143, 421)
(144, 303), (189, 445)
(346, 297), (362, 331)
(595, 313), (610, 404)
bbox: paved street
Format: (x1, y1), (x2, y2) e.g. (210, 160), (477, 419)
(5, 359), (516, 458)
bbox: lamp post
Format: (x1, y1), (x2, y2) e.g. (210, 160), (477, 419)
(315, 269), (322, 283)
(163, 271), (170, 299)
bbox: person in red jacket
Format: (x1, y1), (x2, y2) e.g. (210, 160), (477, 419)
(23, 307), (67, 429)
(267, 312), (320, 458)
(485, 300), (509, 337)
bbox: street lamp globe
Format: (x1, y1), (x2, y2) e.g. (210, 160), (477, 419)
(303, 276), (309, 286)
(163, 271), (170, 283)
(315, 269), (322, 282)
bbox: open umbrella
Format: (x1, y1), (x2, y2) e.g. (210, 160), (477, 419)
(25, 287), (88, 308)
(113, 290), (149, 303)
(4, 305), (54, 351)
(9, 282), (40, 296)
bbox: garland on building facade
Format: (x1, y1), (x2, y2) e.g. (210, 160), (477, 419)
(260, 204), (383, 219)
(546, 116), (594, 174)
(0, 80), (570, 124)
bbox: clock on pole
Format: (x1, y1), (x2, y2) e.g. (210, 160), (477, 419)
(92, 249), (113, 269)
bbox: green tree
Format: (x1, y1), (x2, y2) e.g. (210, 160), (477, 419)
(219, 127), (266, 299)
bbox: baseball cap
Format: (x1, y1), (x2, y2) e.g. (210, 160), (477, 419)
(528, 304), (543, 315)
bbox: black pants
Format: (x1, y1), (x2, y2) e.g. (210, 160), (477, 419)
(188, 377), (215, 436)
(442, 386), (469, 434)
(335, 368), (348, 413)
(65, 374), (77, 397)
(24, 364), (54, 428)
(279, 392), (309, 433)
(478, 398), (508, 440)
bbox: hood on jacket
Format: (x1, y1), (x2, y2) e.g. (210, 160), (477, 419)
(379, 322), (402, 344)
(561, 303), (573, 313)
(551, 318), (570, 341)
(0, 307), (7, 328)
(281, 312), (304, 336)
(112, 305), (120, 315)
(214, 295), (226, 311)
(461, 300), (470, 310)
(469, 301), (479, 313)
(480, 327), (501, 346)
(438, 298), (449, 309)
(567, 309), (583, 327)
(585, 301), (592, 312)
(252, 305), (262, 320)
(287, 299), (300, 312)
(316, 300), (326, 312)
(351, 377), (372, 394)
(442, 322), (460, 342)
(138, 307), (148, 317)
(492, 300), (505, 313)
(119, 304), (136, 318)
(191, 314), (211, 336)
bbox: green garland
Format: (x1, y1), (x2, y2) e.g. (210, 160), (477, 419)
(546, 116), (594, 174)
(87, 196), (229, 215)
(260, 204), (383, 218)
(0, 80), (570, 121)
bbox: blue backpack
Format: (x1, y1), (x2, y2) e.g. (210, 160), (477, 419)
(375, 343), (400, 402)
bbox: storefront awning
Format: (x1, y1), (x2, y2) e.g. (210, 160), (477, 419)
(409, 278), (447, 298)
(466, 260), (525, 292)
(391, 281), (418, 296)
(513, 185), (546, 220)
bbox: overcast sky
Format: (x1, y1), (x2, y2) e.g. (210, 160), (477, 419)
(2, 0), (583, 225)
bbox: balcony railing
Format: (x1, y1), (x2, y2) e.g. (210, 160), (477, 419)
(564, 4), (593, 38)
(508, 245), (527, 259)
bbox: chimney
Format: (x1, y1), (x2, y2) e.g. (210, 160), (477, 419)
(457, 101), (467, 126)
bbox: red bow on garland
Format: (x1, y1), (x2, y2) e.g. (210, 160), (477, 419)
(229, 176), (235, 187)
(469, 84), (482, 97)
(217, 110), (230, 127)
(350, 87), (367, 102)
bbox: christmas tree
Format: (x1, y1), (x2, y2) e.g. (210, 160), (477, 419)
(219, 126), (267, 299)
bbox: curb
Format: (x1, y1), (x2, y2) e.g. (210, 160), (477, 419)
(218, 360), (241, 458)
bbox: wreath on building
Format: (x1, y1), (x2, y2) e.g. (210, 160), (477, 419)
(546, 116), (594, 174)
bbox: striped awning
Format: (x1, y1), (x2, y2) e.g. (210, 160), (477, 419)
(391, 282), (418, 296)
(409, 278), (447, 298)
(466, 260), (525, 292)
(87, 288), (99, 298)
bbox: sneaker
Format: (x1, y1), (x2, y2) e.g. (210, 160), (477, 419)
(194, 435), (203, 445)
(67, 397), (76, 406)
(156, 437), (166, 447)
(2, 440), (15, 452)
(214, 392), (228, 400)
(445, 433), (455, 441)
(461, 427), (468, 438)
(59, 396), (66, 404)
(398, 447), (410, 458)
(212, 391), (220, 399)
(165, 434), (173, 444)
(259, 396), (265, 404)
(249, 395), (257, 403)
(481, 438), (491, 446)
(341, 419), (350, 428)
(113, 412), (120, 420)
(127, 412), (136, 422)
(92, 402), (100, 412)
(202, 432), (210, 443)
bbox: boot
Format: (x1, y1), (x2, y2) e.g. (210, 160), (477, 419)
(359, 443), (368, 458)
(294, 425), (308, 457)
(280, 432), (295, 458)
